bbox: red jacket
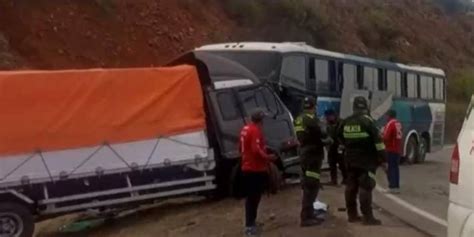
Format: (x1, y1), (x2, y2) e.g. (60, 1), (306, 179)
(239, 123), (271, 172)
(383, 118), (403, 154)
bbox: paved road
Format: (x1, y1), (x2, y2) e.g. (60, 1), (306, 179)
(375, 147), (452, 237)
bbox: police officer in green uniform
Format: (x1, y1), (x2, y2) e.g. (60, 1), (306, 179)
(337, 96), (386, 225)
(294, 97), (333, 227)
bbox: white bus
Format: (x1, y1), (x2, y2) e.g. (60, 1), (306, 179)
(197, 42), (447, 163)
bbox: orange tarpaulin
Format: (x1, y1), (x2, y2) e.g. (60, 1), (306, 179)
(0, 65), (206, 156)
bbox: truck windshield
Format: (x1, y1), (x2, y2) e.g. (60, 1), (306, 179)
(207, 51), (282, 83)
(238, 87), (282, 117)
(237, 86), (292, 144)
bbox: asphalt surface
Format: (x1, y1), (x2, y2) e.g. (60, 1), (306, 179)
(374, 146), (452, 237)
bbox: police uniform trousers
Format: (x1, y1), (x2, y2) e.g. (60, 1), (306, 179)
(328, 145), (347, 184)
(345, 166), (377, 219)
(300, 147), (323, 221)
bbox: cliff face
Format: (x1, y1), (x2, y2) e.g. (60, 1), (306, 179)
(0, 0), (472, 71)
(0, 0), (234, 69)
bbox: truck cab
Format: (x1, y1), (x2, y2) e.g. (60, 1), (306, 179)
(168, 52), (299, 192)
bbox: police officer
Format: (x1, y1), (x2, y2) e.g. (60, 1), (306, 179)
(294, 97), (332, 227)
(337, 96), (386, 225)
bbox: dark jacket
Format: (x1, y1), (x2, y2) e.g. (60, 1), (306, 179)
(294, 111), (331, 169)
(337, 113), (386, 170)
(327, 117), (342, 153)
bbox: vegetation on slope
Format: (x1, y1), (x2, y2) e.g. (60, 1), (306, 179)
(221, 0), (474, 141)
(0, 0), (472, 140)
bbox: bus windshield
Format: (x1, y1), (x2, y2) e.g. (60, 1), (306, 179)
(207, 51), (282, 83)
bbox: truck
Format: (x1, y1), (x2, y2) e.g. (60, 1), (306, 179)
(0, 56), (297, 237)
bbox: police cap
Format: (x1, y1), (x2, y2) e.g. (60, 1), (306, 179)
(250, 108), (267, 123)
(353, 96), (369, 111)
(303, 96), (316, 110)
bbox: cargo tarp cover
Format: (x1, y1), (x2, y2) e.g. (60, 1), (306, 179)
(0, 65), (205, 155)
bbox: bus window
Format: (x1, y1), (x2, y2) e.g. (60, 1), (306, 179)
(315, 59), (329, 93)
(343, 63), (357, 90)
(420, 75), (434, 99)
(440, 78), (445, 100)
(337, 62), (344, 90)
(401, 72), (408, 97)
(435, 77), (445, 100)
(329, 60), (338, 93)
(308, 58), (316, 92)
(363, 67), (376, 90)
(357, 65), (364, 89)
(281, 56), (306, 91)
(387, 70), (401, 96)
(407, 73), (418, 98)
(426, 76), (434, 99)
(378, 68), (386, 91)
(419, 75), (428, 99)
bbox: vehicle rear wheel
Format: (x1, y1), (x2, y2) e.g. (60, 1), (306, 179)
(404, 136), (418, 164)
(417, 137), (429, 164)
(0, 202), (34, 237)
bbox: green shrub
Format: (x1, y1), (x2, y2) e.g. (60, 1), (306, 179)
(359, 8), (401, 49)
(446, 99), (468, 142)
(221, 0), (333, 46)
(449, 69), (474, 101)
(445, 68), (474, 142)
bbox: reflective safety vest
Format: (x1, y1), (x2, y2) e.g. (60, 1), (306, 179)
(294, 112), (324, 148)
(338, 114), (386, 169)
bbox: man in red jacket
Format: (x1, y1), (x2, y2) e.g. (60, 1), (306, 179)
(240, 109), (275, 236)
(383, 110), (403, 194)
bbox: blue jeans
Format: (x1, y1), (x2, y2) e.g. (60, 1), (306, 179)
(387, 152), (400, 189)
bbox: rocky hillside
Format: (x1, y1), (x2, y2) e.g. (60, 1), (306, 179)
(0, 0), (472, 140)
(0, 0), (234, 69)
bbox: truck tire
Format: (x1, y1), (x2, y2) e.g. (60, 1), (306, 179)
(0, 202), (34, 237)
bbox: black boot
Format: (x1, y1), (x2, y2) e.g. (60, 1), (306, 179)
(363, 217), (382, 226)
(300, 218), (323, 227)
(348, 215), (362, 223)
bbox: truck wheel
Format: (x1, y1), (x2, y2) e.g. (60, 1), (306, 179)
(0, 202), (34, 237)
(417, 137), (428, 164)
(405, 136), (418, 164)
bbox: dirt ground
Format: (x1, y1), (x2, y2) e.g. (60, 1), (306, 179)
(34, 174), (427, 237)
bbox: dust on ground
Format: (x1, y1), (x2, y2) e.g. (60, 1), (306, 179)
(34, 181), (426, 237)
